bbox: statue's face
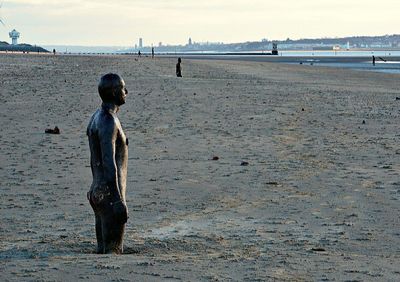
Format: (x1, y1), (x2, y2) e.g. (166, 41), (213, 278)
(114, 79), (128, 106)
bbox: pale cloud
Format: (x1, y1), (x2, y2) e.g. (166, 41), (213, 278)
(0, 0), (399, 46)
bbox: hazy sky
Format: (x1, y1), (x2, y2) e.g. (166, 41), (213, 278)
(0, 0), (399, 46)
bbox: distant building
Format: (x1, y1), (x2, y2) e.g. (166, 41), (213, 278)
(139, 38), (143, 49)
(9, 29), (20, 45)
(188, 37), (192, 46)
(158, 42), (162, 47)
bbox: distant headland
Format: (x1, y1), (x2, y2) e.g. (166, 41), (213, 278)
(0, 41), (48, 53)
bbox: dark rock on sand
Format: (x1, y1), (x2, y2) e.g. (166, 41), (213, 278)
(45, 126), (60, 134)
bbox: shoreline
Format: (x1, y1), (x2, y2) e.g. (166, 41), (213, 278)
(166, 54), (400, 74)
(3, 51), (399, 74)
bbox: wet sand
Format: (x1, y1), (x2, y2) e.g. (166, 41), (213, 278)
(0, 54), (400, 281)
(170, 54), (400, 74)
(166, 54), (400, 63)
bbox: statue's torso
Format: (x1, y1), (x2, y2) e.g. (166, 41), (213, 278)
(88, 108), (128, 199)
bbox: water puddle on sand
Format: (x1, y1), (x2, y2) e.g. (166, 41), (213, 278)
(144, 220), (211, 239)
(143, 215), (260, 240)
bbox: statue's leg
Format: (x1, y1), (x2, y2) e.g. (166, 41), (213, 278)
(95, 215), (104, 254)
(89, 191), (105, 254)
(102, 211), (125, 254)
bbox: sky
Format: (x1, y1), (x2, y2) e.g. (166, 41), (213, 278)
(0, 0), (399, 46)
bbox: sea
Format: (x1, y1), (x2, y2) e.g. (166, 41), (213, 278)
(279, 50), (400, 57)
(279, 51), (400, 74)
(295, 60), (400, 74)
(181, 50), (400, 74)
(42, 46), (400, 74)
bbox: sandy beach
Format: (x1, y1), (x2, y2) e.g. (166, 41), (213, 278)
(1, 54), (400, 281)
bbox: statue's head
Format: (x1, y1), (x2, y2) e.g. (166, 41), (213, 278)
(98, 73), (128, 106)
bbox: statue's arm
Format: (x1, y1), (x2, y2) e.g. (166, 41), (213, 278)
(99, 117), (128, 223)
(98, 116), (122, 202)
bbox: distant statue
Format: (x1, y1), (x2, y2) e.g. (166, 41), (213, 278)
(87, 73), (129, 254)
(176, 57), (182, 77)
(272, 43), (278, 55)
(151, 47), (154, 59)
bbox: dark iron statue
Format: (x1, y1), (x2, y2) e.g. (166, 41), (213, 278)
(87, 73), (129, 254)
(272, 43), (278, 55)
(176, 57), (182, 77)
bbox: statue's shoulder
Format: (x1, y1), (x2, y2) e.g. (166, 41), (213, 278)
(88, 109), (114, 135)
(98, 110), (119, 136)
(99, 110), (117, 125)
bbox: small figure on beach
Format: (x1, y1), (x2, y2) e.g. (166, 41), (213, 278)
(138, 50), (141, 58)
(87, 73), (129, 254)
(53, 49), (56, 55)
(372, 55), (376, 66)
(151, 47), (154, 59)
(176, 57), (182, 77)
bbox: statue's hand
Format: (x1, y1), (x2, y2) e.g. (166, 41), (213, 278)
(112, 200), (128, 224)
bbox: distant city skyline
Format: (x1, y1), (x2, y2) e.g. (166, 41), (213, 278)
(0, 0), (399, 46)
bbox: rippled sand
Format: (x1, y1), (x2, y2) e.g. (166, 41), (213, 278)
(1, 54), (399, 281)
